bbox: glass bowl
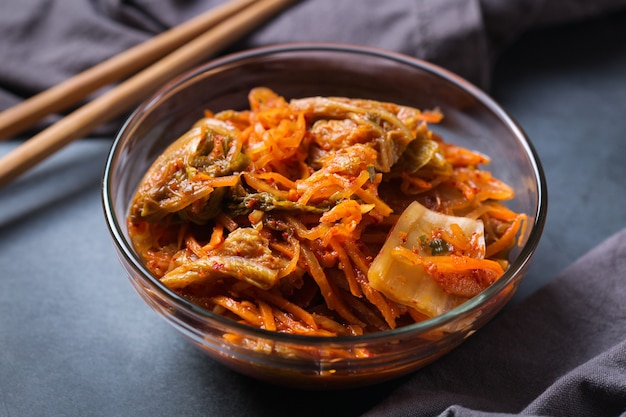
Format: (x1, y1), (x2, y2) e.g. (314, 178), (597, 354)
(102, 43), (547, 389)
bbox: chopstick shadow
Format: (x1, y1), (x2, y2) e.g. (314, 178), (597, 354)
(0, 140), (112, 232)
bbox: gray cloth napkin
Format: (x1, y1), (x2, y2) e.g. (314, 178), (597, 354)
(2, 0), (626, 136)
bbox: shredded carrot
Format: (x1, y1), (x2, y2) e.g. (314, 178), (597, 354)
(185, 234), (207, 258)
(215, 213), (239, 232)
(254, 171), (298, 190)
(277, 236), (300, 279)
(202, 222), (224, 252)
(400, 171), (433, 194)
(128, 87), (528, 339)
(353, 180), (393, 217)
(313, 314), (354, 335)
(258, 300), (277, 332)
(328, 238), (362, 297)
(342, 242), (398, 328)
(192, 173), (241, 188)
(420, 108), (444, 123)
(288, 216), (329, 242)
(300, 242), (365, 327)
(273, 311), (335, 336)
(486, 214), (527, 258)
(210, 296), (263, 327)
(392, 246), (504, 277)
(247, 288), (318, 330)
(439, 223), (471, 252)
(243, 172), (291, 200)
(442, 143), (490, 167)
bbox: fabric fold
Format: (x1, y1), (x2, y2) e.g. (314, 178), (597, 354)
(523, 339), (626, 417)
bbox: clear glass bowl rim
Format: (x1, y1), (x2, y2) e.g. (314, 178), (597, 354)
(102, 42), (548, 346)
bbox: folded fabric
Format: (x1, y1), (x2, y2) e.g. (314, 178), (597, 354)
(2, 0), (626, 136)
(362, 226), (626, 417)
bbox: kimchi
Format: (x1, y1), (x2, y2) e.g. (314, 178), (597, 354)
(127, 87), (527, 336)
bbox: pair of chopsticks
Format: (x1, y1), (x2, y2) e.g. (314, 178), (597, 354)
(0, 0), (294, 188)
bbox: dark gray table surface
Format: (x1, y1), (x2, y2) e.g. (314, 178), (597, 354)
(1, 12), (625, 417)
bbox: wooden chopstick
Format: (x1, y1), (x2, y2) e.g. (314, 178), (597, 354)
(0, 0), (294, 188)
(0, 0), (259, 141)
